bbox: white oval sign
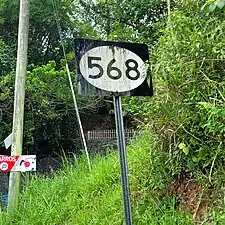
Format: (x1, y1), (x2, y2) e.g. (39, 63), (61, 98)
(79, 46), (148, 92)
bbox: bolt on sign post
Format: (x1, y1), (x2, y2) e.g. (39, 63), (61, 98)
(75, 39), (153, 225)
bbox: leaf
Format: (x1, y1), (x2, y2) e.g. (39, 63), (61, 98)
(209, 3), (217, 12)
(192, 157), (200, 163)
(201, 3), (208, 11)
(217, 0), (225, 9)
(178, 143), (186, 149)
(182, 147), (189, 155)
(203, 160), (211, 168)
(178, 143), (189, 155)
(198, 102), (213, 109)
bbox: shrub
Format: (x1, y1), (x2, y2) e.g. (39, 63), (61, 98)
(124, 0), (225, 184)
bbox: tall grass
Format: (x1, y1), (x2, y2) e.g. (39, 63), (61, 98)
(0, 133), (194, 225)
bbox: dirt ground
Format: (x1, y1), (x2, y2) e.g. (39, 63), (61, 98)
(168, 176), (210, 223)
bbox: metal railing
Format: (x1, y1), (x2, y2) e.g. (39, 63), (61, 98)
(87, 129), (139, 140)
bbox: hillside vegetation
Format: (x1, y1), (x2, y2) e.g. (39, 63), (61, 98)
(1, 133), (225, 224)
(1, 0), (225, 224)
(124, 0), (225, 186)
(1, 134), (194, 225)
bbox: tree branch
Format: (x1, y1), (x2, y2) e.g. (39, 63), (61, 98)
(78, 0), (137, 29)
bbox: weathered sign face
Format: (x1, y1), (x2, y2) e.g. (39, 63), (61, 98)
(74, 39), (153, 96)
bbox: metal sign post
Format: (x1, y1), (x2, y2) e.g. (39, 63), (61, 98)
(114, 95), (133, 225)
(75, 39), (153, 225)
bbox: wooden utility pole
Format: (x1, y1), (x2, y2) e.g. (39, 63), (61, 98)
(7, 0), (29, 216)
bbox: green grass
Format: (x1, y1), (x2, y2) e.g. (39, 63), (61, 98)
(0, 133), (195, 225)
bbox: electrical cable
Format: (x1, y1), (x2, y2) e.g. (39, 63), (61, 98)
(51, 0), (91, 171)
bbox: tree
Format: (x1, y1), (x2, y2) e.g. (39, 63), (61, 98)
(0, 0), (98, 66)
(77, 0), (173, 43)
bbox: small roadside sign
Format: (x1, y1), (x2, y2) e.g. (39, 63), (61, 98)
(4, 133), (12, 149)
(0, 155), (36, 173)
(75, 39), (153, 96)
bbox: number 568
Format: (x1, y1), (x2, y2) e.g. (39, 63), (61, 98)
(88, 57), (141, 81)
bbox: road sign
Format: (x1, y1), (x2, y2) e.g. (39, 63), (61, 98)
(75, 39), (153, 96)
(74, 39), (154, 225)
(0, 155), (36, 172)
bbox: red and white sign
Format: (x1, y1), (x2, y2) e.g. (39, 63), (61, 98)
(0, 155), (36, 173)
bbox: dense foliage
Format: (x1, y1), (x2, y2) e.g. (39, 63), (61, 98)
(123, 0), (225, 186)
(1, 134), (197, 225)
(78, 0), (172, 42)
(0, 0), (169, 155)
(1, 0), (225, 222)
(1, 0), (225, 185)
(0, 0), (99, 154)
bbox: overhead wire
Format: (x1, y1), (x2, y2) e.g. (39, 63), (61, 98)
(51, 0), (91, 171)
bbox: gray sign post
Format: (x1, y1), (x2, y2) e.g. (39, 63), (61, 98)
(75, 39), (153, 225)
(114, 95), (133, 224)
